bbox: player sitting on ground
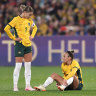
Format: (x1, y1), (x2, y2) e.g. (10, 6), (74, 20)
(34, 50), (83, 91)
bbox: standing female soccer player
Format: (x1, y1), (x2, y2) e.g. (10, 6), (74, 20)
(4, 5), (37, 91)
(34, 51), (83, 91)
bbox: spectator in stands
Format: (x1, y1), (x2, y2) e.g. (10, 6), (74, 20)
(88, 20), (96, 35)
(0, 0), (96, 36)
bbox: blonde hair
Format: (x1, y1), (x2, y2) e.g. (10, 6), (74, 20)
(20, 4), (34, 13)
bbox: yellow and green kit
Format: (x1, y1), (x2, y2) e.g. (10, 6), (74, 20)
(4, 16), (37, 57)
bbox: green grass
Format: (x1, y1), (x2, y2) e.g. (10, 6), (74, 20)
(0, 66), (96, 96)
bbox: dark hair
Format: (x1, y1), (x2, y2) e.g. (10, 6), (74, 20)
(66, 50), (74, 60)
(20, 5), (34, 13)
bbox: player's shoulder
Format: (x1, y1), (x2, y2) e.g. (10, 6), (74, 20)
(72, 60), (79, 67)
(12, 16), (19, 21)
(29, 18), (33, 22)
(72, 60), (78, 63)
(61, 62), (66, 67)
(61, 63), (63, 66)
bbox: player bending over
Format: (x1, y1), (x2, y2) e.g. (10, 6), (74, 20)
(34, 50), (83, 91)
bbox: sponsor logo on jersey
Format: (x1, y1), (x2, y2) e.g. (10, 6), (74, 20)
(18, 51), (21, 54)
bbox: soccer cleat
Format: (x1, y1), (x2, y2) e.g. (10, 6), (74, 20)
(34, 85), (46, 91)
(57, 85), (65, 91)
(25, 86), (36, 91)
(13, 87), (19, 91)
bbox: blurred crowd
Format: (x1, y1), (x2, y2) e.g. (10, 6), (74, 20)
(0, 0), (96, 36)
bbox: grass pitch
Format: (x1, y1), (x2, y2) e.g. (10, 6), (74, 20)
(0, 66), (96, 96)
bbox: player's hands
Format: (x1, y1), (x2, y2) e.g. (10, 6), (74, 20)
(15, 38), (22, 41)
(29, 36), (33, 41)
(63, 80), (67, 86)
(56, 83), (60, 86)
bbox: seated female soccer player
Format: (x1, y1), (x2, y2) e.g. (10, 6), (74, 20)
(34, 50), (83, 91)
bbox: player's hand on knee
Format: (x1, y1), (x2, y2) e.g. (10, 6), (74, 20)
(56, 82), (62, 88)
(56, 83), (59, 86)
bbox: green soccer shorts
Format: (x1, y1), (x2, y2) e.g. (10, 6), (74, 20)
(15, 42), (32, 57)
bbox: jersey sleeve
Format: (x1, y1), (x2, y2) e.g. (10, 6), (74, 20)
(4, 24), (15, 40)
(8, 17), (17, 28)
(31, 21), (37, 38)
(4, 17), (17, 40)
(64, 67), (78, 80)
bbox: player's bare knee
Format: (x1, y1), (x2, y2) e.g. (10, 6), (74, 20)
(73, 75), (79, 81)
(51, 73), (57, 79)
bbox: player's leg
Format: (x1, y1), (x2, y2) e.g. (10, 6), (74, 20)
(24, 48), (35, 91)
(57, 76), (74, 91)
(51, 73), (74, 91)
(34, 73), (64, 91)
(51, 73), (65, 85)
(71, 75), (83, 90)
(24, 52), (32, 88)
(58, 76), (82, 91)
(24, 52), (32, 62)
(13, 57), (23, 91)
(13, 43), (24, 91)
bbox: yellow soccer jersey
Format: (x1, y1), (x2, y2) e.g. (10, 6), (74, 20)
(4, 16), (37, 47)
(61, 60), (83, 84)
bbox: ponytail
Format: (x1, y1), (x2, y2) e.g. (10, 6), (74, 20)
(70, 50), (74, 54)
(66, 50), (74, 60)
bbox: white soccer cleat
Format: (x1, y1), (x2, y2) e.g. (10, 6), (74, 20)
(25, 86), (36, 91)
(13, 87), (19, 91)
(57, 85), (65, 91)
(34, 85), (46, 91)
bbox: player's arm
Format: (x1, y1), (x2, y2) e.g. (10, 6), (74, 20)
(4, 24), (16, 40)
(4, 17), (17, 40)
(64, 67), (78, 80)
(31, 23), (37, 38)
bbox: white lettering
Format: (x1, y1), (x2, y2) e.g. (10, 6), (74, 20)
(48, 40), (64, 62)
(82, 40), (93, 63)
(32, 41), (38, 61)
(2, 40), (14, 62)
(68, 40), (79, 62)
